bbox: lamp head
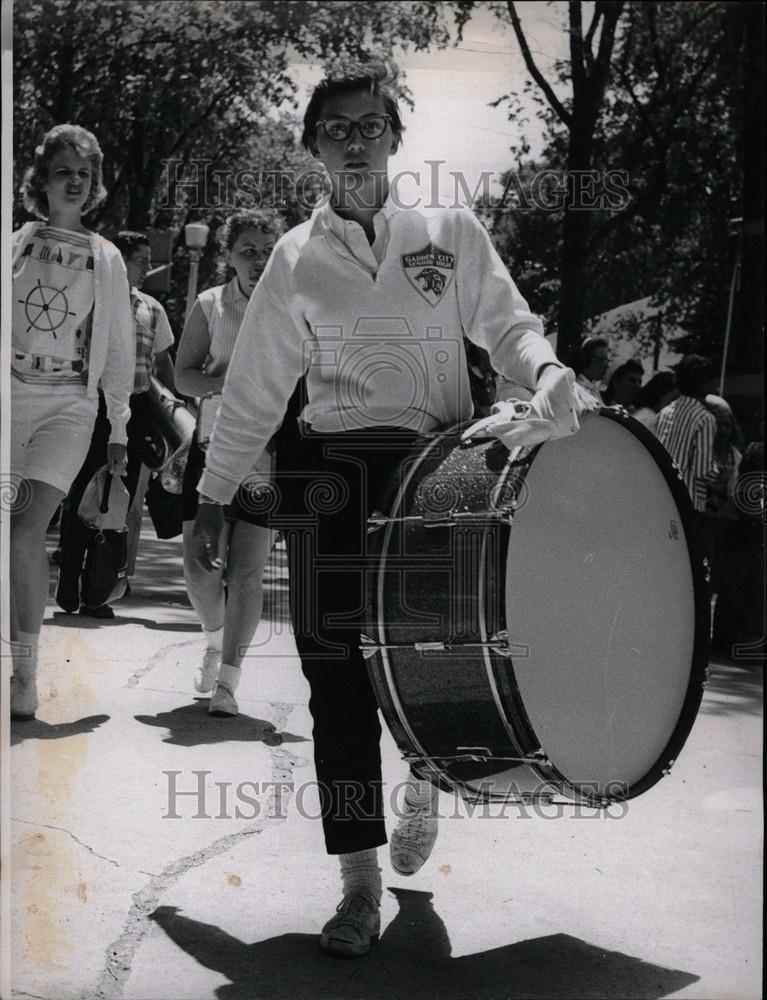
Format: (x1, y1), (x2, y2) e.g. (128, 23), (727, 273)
(184, 221), (209, 250)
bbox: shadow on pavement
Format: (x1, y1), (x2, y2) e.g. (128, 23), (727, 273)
(47, 610), (201, 632)
(699, 657), (764, 717)
(11, 714), (110, 747)
(149, 888), (699, 1000)
(134, 700), (308, 747)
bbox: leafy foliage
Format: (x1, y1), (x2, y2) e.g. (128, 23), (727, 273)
(13, 0), (462, 331)
(477, 1), (754, 366)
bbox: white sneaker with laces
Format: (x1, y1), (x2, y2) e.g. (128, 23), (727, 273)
(194, 647), (220, 694)
(208, 663), (240, 717)
(208, 680), (238, 717)
(390, 795), (439, 876)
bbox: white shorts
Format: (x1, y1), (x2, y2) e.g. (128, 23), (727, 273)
(11, 377), (99, 494)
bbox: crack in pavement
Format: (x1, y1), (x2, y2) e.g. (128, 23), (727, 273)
(125, 639), (200, 689)
(13, 819), (123, 870)
(88, 701), (307, 1000)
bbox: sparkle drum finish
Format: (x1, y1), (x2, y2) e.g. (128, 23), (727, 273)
(364, 409), (709, 806)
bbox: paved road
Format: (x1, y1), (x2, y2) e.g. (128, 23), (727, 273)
(8, 517), (763, 1000)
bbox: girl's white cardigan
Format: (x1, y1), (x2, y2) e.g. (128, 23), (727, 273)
(12, 221), (135, 444)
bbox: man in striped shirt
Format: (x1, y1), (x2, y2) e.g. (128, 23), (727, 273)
(656, 355), (719, 511)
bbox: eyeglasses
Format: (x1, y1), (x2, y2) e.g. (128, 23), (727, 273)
(315, 115), (392, 142)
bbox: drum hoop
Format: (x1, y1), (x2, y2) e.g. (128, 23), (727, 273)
(494, 407), (710, 802)
(589, 408), (710, 798)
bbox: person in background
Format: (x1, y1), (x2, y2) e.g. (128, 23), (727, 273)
(632, 371), (678, 434)
(55, 230), (176, 618)
(564, 336), (610, 406)
(175, 208), (292, 717)
(701, 394), (742, 655)
(656, 354), (718, 513)
(725, 415), (765, 658)
(10, 124), (134, 718)
(603, 359), (644, 410)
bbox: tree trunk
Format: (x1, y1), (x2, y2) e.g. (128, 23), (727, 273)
(556, 116), (595, 360)
(52, 43), (74, 123)
(729, 1), (764, 378)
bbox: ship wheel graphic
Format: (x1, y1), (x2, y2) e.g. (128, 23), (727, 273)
(18, 278), (76, 338)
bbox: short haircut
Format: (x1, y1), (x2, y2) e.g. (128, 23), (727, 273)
(21, 123), (107, 219)
(611, 359), (644, 382)
(564, 336), (609, 376)
(115, 231), (150, 258)
(603, 359), (644, 403)
(704, 394), (742, 446)
(216, 208), (286, 281)
(675, 354), (716, 396)
(301, 57), (405, 154)
(634, 371), (676, 411)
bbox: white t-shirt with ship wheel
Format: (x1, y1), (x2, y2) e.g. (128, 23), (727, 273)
(12, 225), (95, 386)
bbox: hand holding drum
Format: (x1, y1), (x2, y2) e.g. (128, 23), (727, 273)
(462, 365), (600, 449)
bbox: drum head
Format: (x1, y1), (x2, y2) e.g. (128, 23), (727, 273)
(504, 411), (706, 798)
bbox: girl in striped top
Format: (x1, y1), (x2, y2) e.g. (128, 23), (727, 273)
(175, 209), (288, 717)
(9, 124), (134, 720)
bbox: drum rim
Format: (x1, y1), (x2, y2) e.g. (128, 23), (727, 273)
(367, 409), (710, 804)
(495, 407), (710, 802)
(576, 407), (710, 799)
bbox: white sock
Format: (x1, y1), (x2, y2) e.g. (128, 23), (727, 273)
(339, 849), (382, 904)
(13, 630), (39, 679)
(404, 776), (439, 813)
(217, 662), (241, 691)
(203, 626), (224, 652)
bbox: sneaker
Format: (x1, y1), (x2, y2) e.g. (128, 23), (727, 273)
(194, 647), (220, 694)
(79, 604), (115, 619)
(319, 892), (381, 957)
(10, 675), (38, 720)
(208, 680), (238, 717)
(390, 798), (439, 876)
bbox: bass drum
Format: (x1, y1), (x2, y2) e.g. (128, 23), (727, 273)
(365, 409), (709, 806)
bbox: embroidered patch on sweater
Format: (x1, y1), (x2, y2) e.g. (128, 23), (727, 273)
(401, 243), (455, 306)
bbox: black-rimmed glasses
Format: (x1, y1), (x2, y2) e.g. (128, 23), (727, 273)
(315, 115), (392, 142)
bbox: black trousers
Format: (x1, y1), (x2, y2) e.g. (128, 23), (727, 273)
(275, 428), (420, 855)
(58, 391), (151, 600)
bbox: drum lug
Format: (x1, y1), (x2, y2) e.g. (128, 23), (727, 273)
(661, 758), (676, 776)
(367, 511), (387, 534)
(604, 405), (631, 420)
(488, 630), (518, 658)
(359, 634), (379, 660)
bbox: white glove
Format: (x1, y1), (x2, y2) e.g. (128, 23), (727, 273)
(462, 365), (598, 449)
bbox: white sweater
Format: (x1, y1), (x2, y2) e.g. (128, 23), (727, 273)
(12, 221), (135, 444)
(200, 201), (558, 503)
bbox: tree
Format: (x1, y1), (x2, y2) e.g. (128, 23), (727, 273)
(474, 1), (755, 368)
(498, 0), (624, 359)
(13, 0), (468, 330)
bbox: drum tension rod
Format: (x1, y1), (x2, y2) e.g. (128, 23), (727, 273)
(367, 508), (517, 532)
(403, 748), (552, 766)
(360, 631), (525, 659)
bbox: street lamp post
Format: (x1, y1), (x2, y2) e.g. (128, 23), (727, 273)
(719, 217), (743, 397)
(184, 222), (210, 320)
